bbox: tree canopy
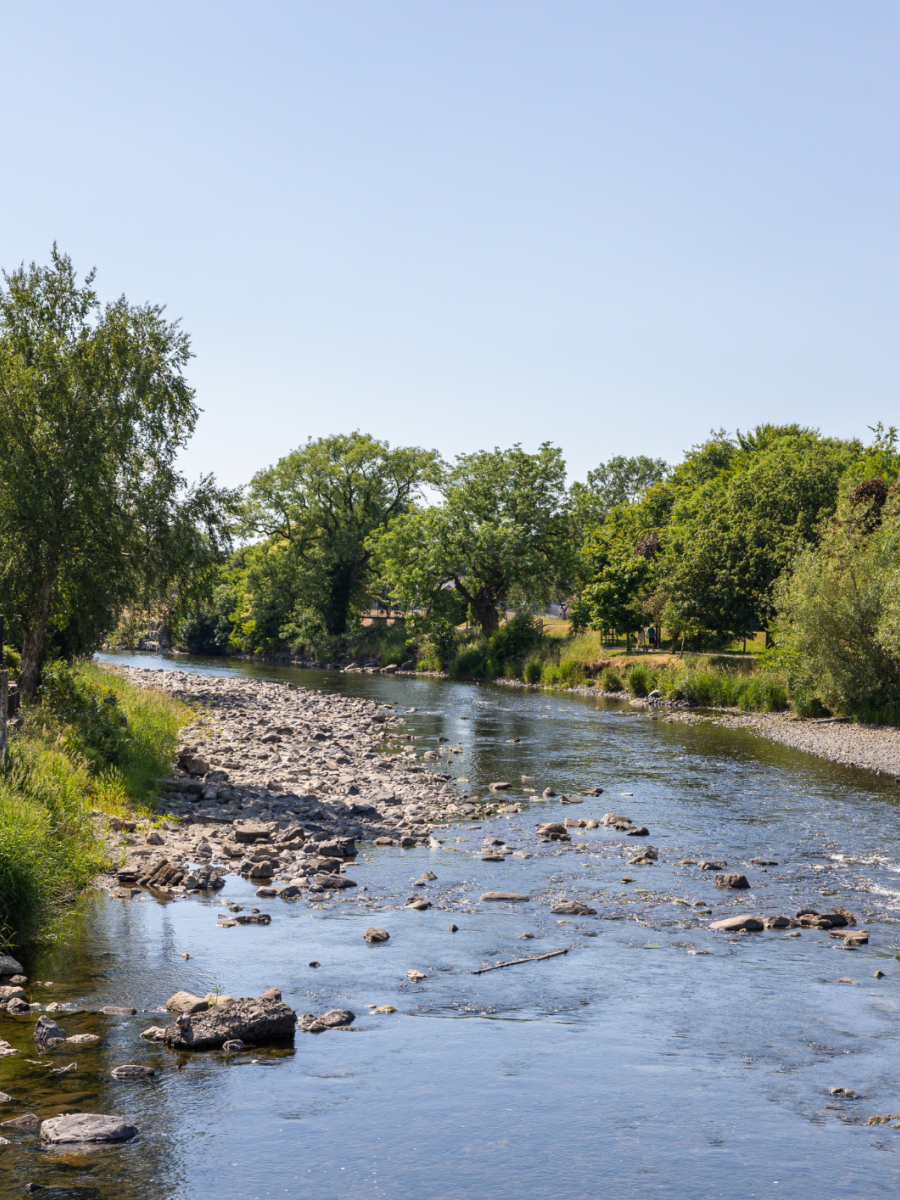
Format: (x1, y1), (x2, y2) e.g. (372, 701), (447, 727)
(0, 248), (233, 692)
(240, 433), (440, 639)
(375, 443), (571, 634)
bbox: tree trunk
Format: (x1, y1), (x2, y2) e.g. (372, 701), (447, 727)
(470, 595), (500, 634)
(20, 576), (54, 696)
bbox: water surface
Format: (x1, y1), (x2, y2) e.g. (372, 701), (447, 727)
(3, 652), (900, 1199)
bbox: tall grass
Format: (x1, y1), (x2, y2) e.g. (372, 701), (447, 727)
(0, 660), (189, 946)
(622, 660), (788, 712)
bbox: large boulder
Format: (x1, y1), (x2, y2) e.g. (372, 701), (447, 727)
(0, 955), (23, 978)
(164, 997), (296, 1050)
(41, 1113), (138, 1144)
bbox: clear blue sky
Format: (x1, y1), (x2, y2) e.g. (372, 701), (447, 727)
(3, 1), (898, 486)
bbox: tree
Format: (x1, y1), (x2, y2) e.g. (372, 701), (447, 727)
(775, 496), (900, 716)
(375, 443), (571, 634)
(661, 428), (859, 642)
(241, 433), (440, 638)
(570, 454), (670, 540)
(0, 248), (233, 694)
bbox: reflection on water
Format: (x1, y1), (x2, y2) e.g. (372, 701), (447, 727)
(2, 652), (900, 1197)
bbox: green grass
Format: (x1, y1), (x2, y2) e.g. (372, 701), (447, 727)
(620, 660), (789, 712)
(0, 660), (190, 947)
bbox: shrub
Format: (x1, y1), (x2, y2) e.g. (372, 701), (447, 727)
(449, 645), (491, 679)
(600, 665), (623, 691)
(540, 658), (583, 687)
(626, 663), (655, 697)
(523, 659), (542, 684)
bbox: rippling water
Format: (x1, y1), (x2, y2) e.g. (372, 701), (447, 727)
(4, 652), (900, 1199)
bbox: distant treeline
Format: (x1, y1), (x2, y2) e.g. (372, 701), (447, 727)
(2, 250), (900, 722)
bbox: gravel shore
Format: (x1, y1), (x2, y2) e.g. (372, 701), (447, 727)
(102, 666), (498, 901)
(664, 707), (900, 780)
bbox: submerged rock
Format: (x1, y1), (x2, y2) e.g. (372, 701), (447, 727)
(110, 1064), (155, 1080)
(164, 998), (296, 1050)
(479, 892), (531, 902)
(41, 1113), (138, 1144)
(551, 900), (597, 916)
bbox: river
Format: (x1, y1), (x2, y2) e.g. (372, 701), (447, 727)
(4, 651), (900, 1199)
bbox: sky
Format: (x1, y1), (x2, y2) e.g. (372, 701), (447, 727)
(2, 1), (899, 487)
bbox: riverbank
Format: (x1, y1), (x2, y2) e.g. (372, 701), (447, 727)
(0, 662), (188, 946)
(661, 707), (900, 780)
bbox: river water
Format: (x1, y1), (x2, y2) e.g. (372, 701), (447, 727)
(4, 652), (900, 1199)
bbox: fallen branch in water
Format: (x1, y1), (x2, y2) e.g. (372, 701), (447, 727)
(471, 946), (573, 974)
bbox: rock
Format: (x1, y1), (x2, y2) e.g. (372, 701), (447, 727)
(146, 831), (164, 845)
(300, 1008), (354, 1031)
(110, 1064), (155, 1080)
(6, 998), (28, 1015)
(823, 912), (850, 928)
(407, 970), (426, 981)
(139, 1026), (167, 1041)
(551, 900), (597, 916)
(166, 991), (209, 1015)
(101, 1006), (137, 1016)
(627, 847), (658, 865)
(255, 887), (278, 898)
(40, 1113), (138, 1144)
(33, 1016), (67, 1046)
(2, 1113), (39, 1129)
(602, 813), (633, 828)
(449, 924), (458, 932)
(316, 874), (357, 890)
(221, 1039), (244, 1052)
(233, 825), (273, 844)
(419, 871), (437, 882)
(365, 927), (390, 943)
(479, 892), (531, 902)
(375, 837), (396, 846)
(750, 858), (778, 866)
(834, 930), (868, 945)
(165, 998), (297, 1050)
(373, 1005), (397, 1014)
(715, 873), (750, 889)
(205, 993), (237, 1006)
(763, 915), (796, 929)
(875, 970), (886, 978)
(626, 826), (650, 837)
(542, 788), (556, 798)
(489, 782), (511, 791)
(0, 986), (26, 1003)
(259, 987), (282, 1001)
(699, 861), (727, 871)
(0, 955), (24, 977)
(837, 977), (859, 985)
(536, 822), (570, 842)
(829, 1087), (858, 1098)
(0, 1093), (11, 1103)
(709, 915), (764, 932)
(66, 1033), (100, 1045)
(481, 853), (506, 862)
(406, 898), (430, 910)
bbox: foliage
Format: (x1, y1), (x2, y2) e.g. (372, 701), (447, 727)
(570, 454), (670, 537)
(241, 432), (439, 638)
(523, 659), (542, 684)
(0, 662), (188, 946)
(774, 498), (900, 718)
(376, 443), (571, 634)
(0, 247), (235, 693)
(600, 664), (624, 691)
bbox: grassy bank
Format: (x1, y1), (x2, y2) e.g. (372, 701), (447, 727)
(0, 661), (189, 947)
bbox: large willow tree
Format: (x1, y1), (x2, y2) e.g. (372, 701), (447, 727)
(0, 248), (231, 694)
